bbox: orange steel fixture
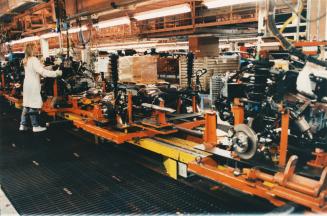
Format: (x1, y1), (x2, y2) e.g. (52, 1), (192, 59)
(308, 149), (327, 169)
(2, 70), (327, 212)
(3, 88), (327, 212)
(157, 100), (168, 125)
(279, 111), (290, 167)
(92, 104), (104, 120)
(53, 79), (58, 97)
(291, 41), (327, 56)
(230, 98), (291, 167)
(138, 100), (176, 133)
(192, 95), (197, 113)
(189, 155), (327, 212)
(293, 41), (327, 47)
(203, 111), (217, 149)
(231, 99), (244, 125)
(72, 119), (156, 144)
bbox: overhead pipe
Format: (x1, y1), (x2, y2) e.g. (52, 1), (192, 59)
(174, 125), (203, 137)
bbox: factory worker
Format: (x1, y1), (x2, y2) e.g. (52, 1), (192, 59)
(19, 43), (62, 132)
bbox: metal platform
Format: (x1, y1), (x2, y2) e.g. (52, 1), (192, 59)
(0, 100), (274, 214)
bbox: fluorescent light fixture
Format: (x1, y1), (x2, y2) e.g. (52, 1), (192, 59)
(134, 4), (191, 20)
(40, 32), (59, 39)
(91, 41), (189, 52)
(94, 17), (130, 29)
(10, 36), (40, 45)
(63, 25), (88, 34)
(21, 36), (40, 43)
(203, 0), (260, 9)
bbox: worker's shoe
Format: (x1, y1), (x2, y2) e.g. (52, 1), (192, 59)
(32, 126), (47, 133)
(19, 125), (29, 131)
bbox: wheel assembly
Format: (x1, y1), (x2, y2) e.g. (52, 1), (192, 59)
(231, 124), (258, 160)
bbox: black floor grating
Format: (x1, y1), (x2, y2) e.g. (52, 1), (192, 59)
(0, 100), (273, 214)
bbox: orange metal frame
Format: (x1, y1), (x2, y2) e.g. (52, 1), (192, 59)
(308, 149), (327, 169)
(188, 156), (327, 212)
(1, 79), (327, 212)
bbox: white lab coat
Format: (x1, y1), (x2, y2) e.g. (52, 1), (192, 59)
(23, 57), (57, 109)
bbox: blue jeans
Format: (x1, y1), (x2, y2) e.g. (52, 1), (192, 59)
(20, 107), (40, 127)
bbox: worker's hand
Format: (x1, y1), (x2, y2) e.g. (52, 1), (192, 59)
(56, 70), (63, 77)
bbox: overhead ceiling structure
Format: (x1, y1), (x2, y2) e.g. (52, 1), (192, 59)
(2, 1), (261, 37)
(0, 0), (40, 20)
(0, 0), (56, 42)
(1, 0), (310, 53)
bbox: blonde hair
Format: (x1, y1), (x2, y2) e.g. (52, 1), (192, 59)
(23, 43), (35, 66)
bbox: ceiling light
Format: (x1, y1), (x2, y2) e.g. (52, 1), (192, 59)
(94, 17), (130, 29)
(21, 36), (40, 43)
(63, 26), (88, 34)
(40, 32), (59, 39)
(203, 0), (260, 9)
(10, 36), (40, 45)
(134, 4), (191, 21)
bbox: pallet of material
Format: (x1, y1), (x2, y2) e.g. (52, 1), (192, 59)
(119, 56), (158, 83)
(179, 56), (239, 91)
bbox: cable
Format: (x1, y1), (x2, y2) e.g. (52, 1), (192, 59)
(280, 0), (326, 23)
(268, 0), (327, 67)
(279, 0), (303, 34)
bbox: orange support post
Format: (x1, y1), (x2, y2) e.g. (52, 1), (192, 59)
(70, 97), (79, 109)
(53, 79), (58, 97)
(93, 104), (103, 120)
(203, 111), (217, 149)
(192, 95), (197, 113)
(279, 111), (290, 167)
(231, 98), (244, 125)
(307, 148), (327, 168)
(128, 92), (133, 124)
(157, 100), (167, 125)
(232, 106), (244, 125)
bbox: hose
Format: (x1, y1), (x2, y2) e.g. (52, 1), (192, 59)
(280, 0), (326, 23)
(268, 0), (327, 68)
(279, 0), (303, 37)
